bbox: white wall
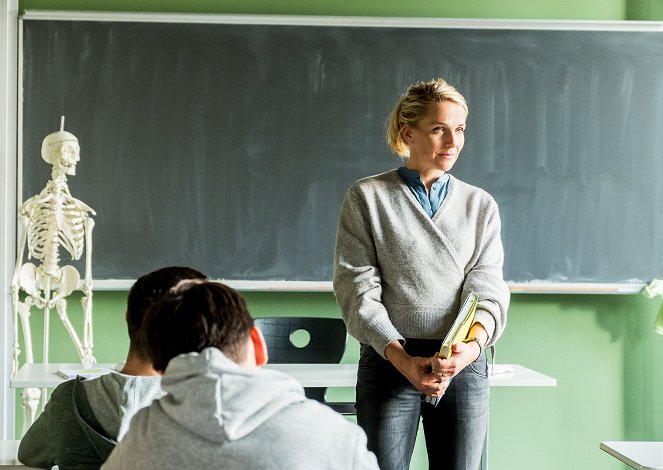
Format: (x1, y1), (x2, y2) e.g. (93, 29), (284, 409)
(1, 0), (18, 439)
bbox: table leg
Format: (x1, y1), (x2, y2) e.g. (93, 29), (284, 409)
(480, 423), (488, 470)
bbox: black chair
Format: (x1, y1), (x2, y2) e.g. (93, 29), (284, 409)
(253, 316), (356, 415)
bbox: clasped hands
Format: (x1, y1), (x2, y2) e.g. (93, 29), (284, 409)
(386, 339), (481, 398)
(407, 341), (481, 398)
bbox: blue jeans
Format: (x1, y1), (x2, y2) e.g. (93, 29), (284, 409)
(356, 339), (489, 470)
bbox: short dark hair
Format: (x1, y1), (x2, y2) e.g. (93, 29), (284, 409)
(140, 280), (253, 371)
(126, 266), (206, 357)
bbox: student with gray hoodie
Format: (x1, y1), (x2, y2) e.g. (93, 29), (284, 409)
(18, 266), (206, 470)
(102, 280), (378, 470)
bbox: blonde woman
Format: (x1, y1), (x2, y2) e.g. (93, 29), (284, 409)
(334, 78), (509, 470)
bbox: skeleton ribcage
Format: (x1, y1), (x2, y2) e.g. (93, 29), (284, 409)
(27, 198), (88, 275)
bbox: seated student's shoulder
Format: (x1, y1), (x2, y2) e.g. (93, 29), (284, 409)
(18, 379), (78, 466)
(100, 405), (154, 470)
(22, 377), (77, 429)
(260, 399), (378, 469)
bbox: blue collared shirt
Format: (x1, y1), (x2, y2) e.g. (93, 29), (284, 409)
(397, 167), (450, 218)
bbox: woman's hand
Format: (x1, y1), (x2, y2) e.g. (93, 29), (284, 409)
(385, 341), (449, 397)
(431, 322), (488, 380)
(430, 341), (480, 380)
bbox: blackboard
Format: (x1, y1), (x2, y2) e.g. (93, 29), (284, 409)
(20, 16), (663, 286)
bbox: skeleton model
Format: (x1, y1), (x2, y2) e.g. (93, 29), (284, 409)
(11, 118), (96, 430)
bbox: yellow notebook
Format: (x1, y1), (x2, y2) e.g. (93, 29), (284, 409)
(439, 292), (478, 359)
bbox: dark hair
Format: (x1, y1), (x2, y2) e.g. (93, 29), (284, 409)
(126, 266), (206, 357)
(140, 280), (254, 371)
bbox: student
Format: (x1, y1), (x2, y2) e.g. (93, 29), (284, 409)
(102, 280), (378, 470)
(18, 266), (206, 470)
(333, 78), (510, 470)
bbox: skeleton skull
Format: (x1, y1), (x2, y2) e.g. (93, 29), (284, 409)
(41, 131), (80, 175)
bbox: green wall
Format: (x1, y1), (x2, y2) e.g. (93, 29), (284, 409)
(15, 0), (663, 469)
(20, 0), (626, 19)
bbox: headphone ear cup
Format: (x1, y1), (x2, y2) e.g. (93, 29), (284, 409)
(251, 327), (268, 366)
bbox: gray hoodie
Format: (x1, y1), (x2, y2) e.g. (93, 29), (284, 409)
(18, 371), (163, 469)
(102, 347), (378, 470)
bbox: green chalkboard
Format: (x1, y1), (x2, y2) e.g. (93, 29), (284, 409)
(20, 17), (663, 285)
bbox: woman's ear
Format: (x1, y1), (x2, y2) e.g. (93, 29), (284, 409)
(250, 326), (268, 366)
(401, 124), (414, 145)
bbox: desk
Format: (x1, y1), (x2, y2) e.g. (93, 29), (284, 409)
(11, 362), (555, 470)
(11, 362), (557, 389)
(0, 440), (20, 465)
(264, 363), (557, 470)
(268, 363), (557, 387)
(601, 441), (663, 470)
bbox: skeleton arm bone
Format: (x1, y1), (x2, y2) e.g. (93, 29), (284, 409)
(12, 213), (30, 290)
(11, 214), (30, 375)
(83, 218), (94, 290)
(17, 300), (35, 365)
(81, 217), (95, 364)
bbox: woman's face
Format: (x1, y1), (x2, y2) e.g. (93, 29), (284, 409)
(404, 101), (466, 176)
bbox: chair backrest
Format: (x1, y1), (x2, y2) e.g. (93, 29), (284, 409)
(253, 317), (347, 364)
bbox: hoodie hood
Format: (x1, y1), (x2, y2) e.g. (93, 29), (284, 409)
(159, 347), (306, 444)
(66, 371), (163, 463)
(79, 371), (163, 441)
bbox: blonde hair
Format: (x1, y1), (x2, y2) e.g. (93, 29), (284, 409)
(386, 78), (468, 157)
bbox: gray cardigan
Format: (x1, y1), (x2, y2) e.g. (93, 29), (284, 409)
(333, 170), (510, 358)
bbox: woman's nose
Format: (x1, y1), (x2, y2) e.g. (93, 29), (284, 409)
(443, 132), (457, 148)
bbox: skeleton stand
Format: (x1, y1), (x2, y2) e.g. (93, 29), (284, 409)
(10, 118), (96, 433)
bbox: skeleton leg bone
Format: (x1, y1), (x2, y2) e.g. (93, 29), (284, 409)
(21, 387), (42, 436)
(16, 301), (40, 432)
(54, 297), (93, 364)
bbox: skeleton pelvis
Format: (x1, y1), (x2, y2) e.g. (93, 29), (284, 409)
(19, 263), (80, 301)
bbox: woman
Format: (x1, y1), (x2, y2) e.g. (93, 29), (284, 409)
(333, 78), (509, 470)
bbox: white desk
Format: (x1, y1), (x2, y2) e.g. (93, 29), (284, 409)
(0, 439), (43, 467)
(10, 362), (555, 470)
(267, 363), (557, 387)
(11, 362), (556, 389)
(601, 441), (663, 470)
(0, 440), (20, 465)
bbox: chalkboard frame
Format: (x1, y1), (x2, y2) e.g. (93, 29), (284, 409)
(19, 11), (663, 293)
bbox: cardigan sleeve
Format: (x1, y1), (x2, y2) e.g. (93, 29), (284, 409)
(333, 186), (403, 358)
(462, 200), (510, 347)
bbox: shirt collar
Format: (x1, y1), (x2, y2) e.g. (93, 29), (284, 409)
(397, 166), (450, 187)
